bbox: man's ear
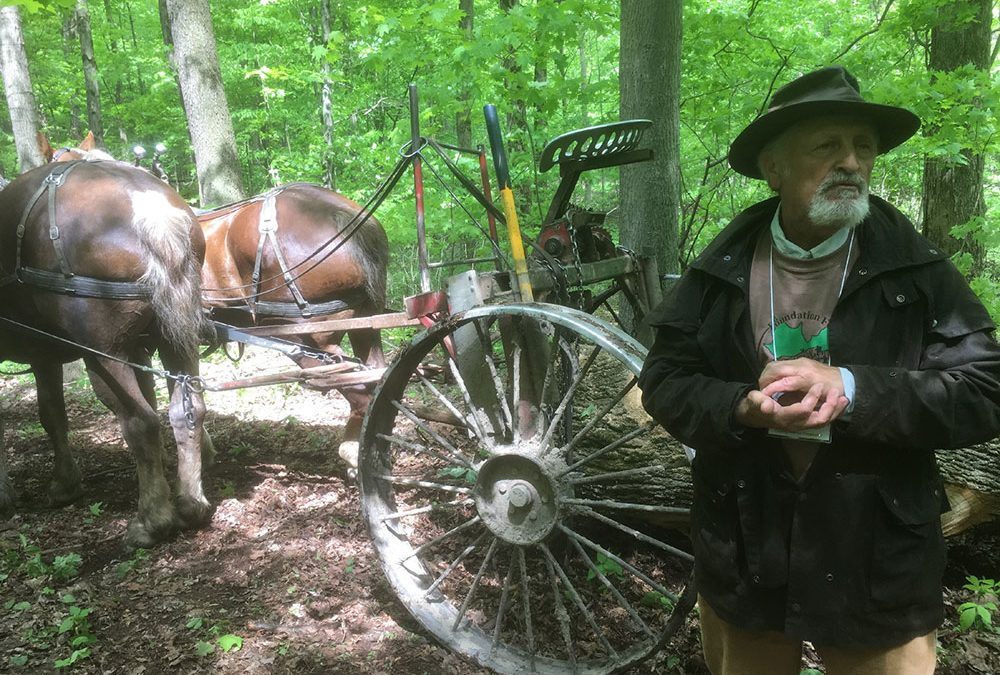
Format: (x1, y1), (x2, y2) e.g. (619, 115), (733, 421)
(759, 152), (782, 192)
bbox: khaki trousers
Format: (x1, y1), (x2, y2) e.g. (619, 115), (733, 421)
(698, 596), (937, 675)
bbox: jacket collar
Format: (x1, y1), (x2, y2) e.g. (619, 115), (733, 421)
(690, 195), (947, 288)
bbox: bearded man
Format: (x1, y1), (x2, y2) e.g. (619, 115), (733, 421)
(639, 66), (1000, 674)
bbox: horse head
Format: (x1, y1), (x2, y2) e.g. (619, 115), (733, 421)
(38, 130), (116, 163)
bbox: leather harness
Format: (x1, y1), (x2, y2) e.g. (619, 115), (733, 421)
(2, 161), (153, 300)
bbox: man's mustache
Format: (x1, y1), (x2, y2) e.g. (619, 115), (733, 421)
(819, 170), (867, 193)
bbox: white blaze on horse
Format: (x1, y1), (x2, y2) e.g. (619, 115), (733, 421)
(0, 134), (213, 548)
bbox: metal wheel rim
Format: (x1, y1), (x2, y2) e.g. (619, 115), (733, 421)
(359, 303), (693, 674)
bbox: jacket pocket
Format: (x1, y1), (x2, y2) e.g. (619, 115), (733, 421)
(869, 478), (945, 610)
(691, 463), (742, 592)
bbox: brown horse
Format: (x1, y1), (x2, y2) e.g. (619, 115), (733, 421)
(0, 153), (213, 549)
(198, 184), (389, 472)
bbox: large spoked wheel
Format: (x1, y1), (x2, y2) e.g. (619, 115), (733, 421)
(358, 303), (694, 674)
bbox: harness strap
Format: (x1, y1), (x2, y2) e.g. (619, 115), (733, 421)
(251, 189), (312, 317)
(16, 162), (81, 275)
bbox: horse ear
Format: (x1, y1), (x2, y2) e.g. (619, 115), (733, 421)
(37, 132), (54, 162)
(79, 131), (96, 151)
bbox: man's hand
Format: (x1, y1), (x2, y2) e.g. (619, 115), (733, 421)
(735, 358), (849, 431)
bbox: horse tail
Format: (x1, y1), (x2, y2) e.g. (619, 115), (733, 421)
(350, 211), (389, 312)
(130, 189), (205, 359)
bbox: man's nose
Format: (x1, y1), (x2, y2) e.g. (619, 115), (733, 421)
(835, 147), (863, 173)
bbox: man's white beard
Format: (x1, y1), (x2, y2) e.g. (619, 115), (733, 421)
(808, 170), (870, 229)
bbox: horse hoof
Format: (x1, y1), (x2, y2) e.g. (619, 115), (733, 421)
(174, 495), (214, 530)
(47, 481), (83, 507)
(338, 441), (359, 471)
(124, 518), (175, 550)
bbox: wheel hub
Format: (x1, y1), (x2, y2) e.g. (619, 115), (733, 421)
(473, 452), (560, 545)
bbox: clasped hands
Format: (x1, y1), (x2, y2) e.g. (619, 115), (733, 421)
(735, 358), (849, 432)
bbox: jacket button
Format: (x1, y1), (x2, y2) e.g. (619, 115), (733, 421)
(753, 575), (761, 584)
(895, 294), (906, 303)
(834, 472), (843, 480)
(791, 602), (801, 612)
(736, 479), (746, 489)
(889, 370), (897, 377)
(929, 248), (939, 255)
(736, 275), (745, 284)
(858, 268), (868, 276)
(826, 573), (835, 582)
(722, 254), (732, 262)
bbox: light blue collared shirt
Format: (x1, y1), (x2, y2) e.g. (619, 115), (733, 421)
(770, 205), (856, 410)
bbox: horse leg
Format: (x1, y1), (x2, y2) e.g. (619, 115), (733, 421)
(84, 357), (175, 548)
(33, 361), (83, 505)
(157, 345), (213, 529)
(338, 327), (386, 475)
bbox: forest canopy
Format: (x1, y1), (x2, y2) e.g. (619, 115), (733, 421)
(2, 0), (999, 311)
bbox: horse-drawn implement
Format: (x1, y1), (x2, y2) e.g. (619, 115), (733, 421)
(1, 90), (694, 673)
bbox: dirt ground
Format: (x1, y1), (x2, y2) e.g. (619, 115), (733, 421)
(1, 348), (998, 674)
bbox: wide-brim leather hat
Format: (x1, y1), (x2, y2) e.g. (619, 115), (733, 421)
(728, 65), (921, 179)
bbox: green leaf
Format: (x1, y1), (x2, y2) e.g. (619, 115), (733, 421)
(217, 634), (243, 652)
(195, 640), (215, 656)
(958, 605), (977, 631)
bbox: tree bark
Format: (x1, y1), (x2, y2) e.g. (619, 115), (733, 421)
(75, 0), (104, 147)
(163, 0), (245, 206)
(618, 0), (681, 344)
(0, 6), (44, 172)
(920, 0), (990, 274)
(320, 0), (336, 190)
(454, 0), (474, 149)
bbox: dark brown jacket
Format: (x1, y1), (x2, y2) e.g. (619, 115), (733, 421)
(639, 195), (1000, 648)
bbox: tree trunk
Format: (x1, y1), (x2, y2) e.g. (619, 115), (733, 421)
(0, 6), (44, 172)
(920, 0), (990, 274)
(454, 0), (474, 149)
(618, 0), (681, 344)
(162, 0), (245, 206)
(75, 0), (104, 147)
(320, 0), (336, 190)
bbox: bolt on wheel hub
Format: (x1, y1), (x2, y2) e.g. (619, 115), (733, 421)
(473, 452), (561, 545)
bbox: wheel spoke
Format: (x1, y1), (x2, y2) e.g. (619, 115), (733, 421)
(540, 543), (617, 659)
(539, 342), (600, 451)
(541, 543), (577, 666)
(424, 532), (488, 598)
(558, 377), (638, 458)
(558, 523), (679, 601)
(452, 537), (500, 631)
(511, 342), (523, 444)
(417, 374), (491, 450)
(568, 465), (665, 486)
(402, 515), (483, 562)
(470, 317), (514, 438)
(378, 431), (473, 469)
(379, 475), (473, 496)
(568, 537), (654, 639)
(557, 421), (657, 476)
(379, 497), (473, 522)
(577, 508), (694, 563)
(490, 549), (517, 656)
(517, 546), (537, 669)
(563, 497), (689, 517)
(391, 400), (475, 468)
